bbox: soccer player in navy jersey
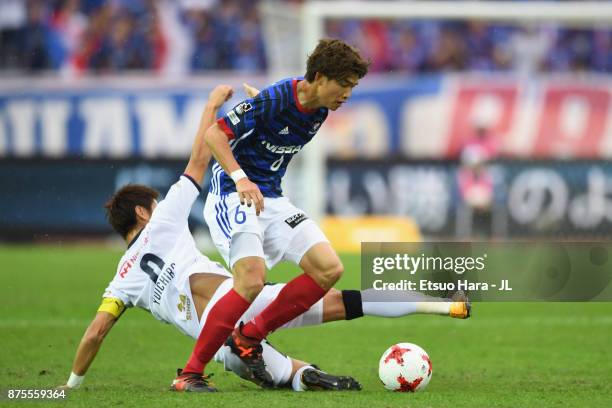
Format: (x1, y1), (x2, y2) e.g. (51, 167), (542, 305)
(175, 38), (372, 388)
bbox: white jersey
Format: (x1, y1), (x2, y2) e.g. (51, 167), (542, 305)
(102, 175), (231, 334)
(99, 176), (325, 388)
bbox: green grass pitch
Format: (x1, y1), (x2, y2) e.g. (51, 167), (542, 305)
(2, 245), (612, 407)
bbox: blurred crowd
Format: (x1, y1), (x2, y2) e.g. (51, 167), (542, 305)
(328, 19), (611, 74)
(0, 0), (266, 74)
(0, 0), (609, 75)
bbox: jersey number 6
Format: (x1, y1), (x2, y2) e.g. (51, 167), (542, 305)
(234, 206), (246, 224)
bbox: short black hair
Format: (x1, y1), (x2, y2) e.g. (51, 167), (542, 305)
(104, 184), (159, 239)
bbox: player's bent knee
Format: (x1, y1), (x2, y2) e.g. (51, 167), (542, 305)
(237, 280), (264, 302)
(327, 262), (344, 283)
(300, 242), (344, 288)
(312, 261), (344, 289)
(234, 275), (265, 301)
(233, 257), (266, 301)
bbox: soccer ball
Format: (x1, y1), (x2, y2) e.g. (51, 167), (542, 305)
(378, 343), (432, 392)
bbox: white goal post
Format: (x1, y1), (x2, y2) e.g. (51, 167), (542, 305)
(260, 1), (612, 221)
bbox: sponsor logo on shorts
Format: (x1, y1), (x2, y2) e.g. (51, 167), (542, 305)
(285, 213), (308, 228)
(177, 294), (192, 321)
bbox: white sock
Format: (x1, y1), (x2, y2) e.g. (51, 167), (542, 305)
(414, 301), (452, 315)
(362, 300), (418, 317)
(291, 365), (314, 392)
(361, 289), (451, 317)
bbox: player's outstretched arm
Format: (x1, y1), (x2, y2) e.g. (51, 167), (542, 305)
(184, 85), (234, 185)
(205, 121), (265, 215)
(58, 311), (118, 390)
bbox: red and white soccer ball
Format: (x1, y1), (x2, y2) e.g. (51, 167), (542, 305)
(378, 343), (432, 392)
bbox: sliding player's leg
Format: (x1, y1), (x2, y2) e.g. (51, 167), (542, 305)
(230, 281), (470, 338)
(214, 340), (360, 391)
(328, 288), (472, 321)
(268, 287), (471, 329)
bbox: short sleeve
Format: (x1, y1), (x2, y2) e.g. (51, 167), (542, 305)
(102, 283), (131, 307)
(217, 84), (291, 139)
(150, 175), (201, 228)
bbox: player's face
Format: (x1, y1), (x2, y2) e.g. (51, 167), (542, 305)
(318, 75), (359, 111)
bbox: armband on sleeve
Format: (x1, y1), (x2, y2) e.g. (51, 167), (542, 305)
(97, 297), (126, 318)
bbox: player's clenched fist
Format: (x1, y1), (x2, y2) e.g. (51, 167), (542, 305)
(236, 178), (264, 215)
(208, 85), (233, 109)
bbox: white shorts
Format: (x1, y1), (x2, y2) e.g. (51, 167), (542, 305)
(158, 256), (232, 339)
(203, 193), (329, 268)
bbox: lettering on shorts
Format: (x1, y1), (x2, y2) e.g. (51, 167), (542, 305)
(285, 213), (308, 229)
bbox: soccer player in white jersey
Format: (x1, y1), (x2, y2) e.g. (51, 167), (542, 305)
(59, 83), (470, 393)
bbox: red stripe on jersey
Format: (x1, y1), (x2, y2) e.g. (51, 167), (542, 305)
(292, 79), (316, 114)
(216, 117), (236, 140)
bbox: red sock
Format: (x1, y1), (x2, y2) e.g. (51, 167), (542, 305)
(241, 273), (326, 341)
(183, 288), (250, 374)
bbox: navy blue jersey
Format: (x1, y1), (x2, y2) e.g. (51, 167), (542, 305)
(210, 77), (328, 197)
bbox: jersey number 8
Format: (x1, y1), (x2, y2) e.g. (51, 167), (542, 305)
(270, 155), (284, 171)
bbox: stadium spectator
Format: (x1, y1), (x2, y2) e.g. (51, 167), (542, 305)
(593, 27), (612, 73)
(389, 24), (429, 72)
(50, 0), (86, 73)
(0, 0), (609, 75)
(14, 0), (64, 71)
(505, 24), (551, 75)
(424, 24), (468, 72)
